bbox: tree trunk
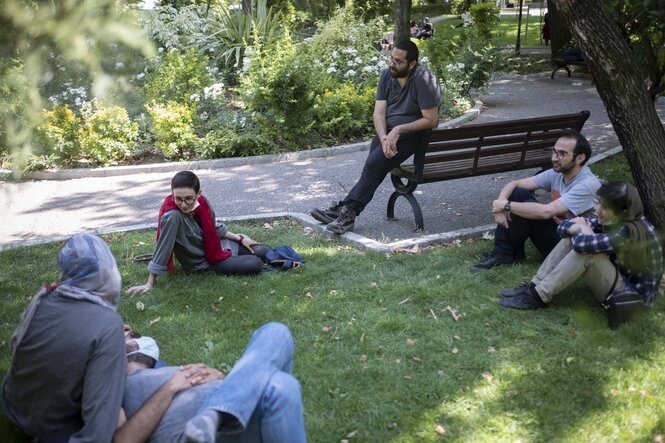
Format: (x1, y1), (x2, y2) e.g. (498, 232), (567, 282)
(547, 0), (571, 58)
(394, 0), (411, 44)
(557, 0), (665, 228)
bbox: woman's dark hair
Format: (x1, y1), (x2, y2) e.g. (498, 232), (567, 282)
(171, 171), (200, 193)
(393, 40), (419, 63)
(559, 129), (592, 165)
(597, 181), (630, 214)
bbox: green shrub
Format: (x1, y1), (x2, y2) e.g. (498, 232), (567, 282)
(147, 101), (200, 159)
(412, 3), (453, 21)
(470, 2), (500, 39)
(312, 82), (374, 140)
(38, 105), (82, 165)
(144, 48), (212, 106)
(80, 101), (139, 165)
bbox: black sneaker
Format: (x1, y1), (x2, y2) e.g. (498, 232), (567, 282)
(499, 286), (547, 310)
(498, 282), (535, 298)
(326, 206), (356, 234)
(310, 202), (343, 224)
(470, 253), (516, 272)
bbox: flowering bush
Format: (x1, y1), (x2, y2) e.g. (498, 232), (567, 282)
(312, 82), (375, 140)
(146, 101), (200, 159)
(38, 105), (83, 165)
(144, 48), (212, 106)
(470, 2), (500, 39)
(79, 101), (139, 165)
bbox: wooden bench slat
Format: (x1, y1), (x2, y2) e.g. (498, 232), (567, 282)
(387, 110), (590, 231)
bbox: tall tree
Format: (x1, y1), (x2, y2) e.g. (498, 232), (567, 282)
(546, 0), (571, 58)
(555, 0), (665, 227)
(393, 0), (411, 43)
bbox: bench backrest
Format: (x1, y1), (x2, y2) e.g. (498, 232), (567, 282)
(412, 110), (590, 181)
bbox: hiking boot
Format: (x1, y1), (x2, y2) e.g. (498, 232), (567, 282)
(470, 253), (518, 272)
(326, 206), (356, 234)
(498, 282), (535, 298)
(310, 202), (343, 224)
(499, 286), (547, 310)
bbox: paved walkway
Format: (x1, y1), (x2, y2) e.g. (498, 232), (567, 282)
(1, 72), (664, 249)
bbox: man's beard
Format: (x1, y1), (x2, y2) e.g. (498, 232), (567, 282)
(389, 66), (409, 78)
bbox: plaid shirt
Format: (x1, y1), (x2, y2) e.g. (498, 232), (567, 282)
(558, 216), (663, 305)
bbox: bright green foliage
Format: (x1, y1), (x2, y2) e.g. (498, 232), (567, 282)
(146, 101), (200, 159)
(38, 105), (83, 165)
(0, 0), (154, 175)
(79, 101), (139, 165)
(352, 0), (393, 20)
(425, 26), (505, 108)
(144, 48), (212, 106)
(469, 2), (500, 39)
(312, 82), (375, 140)
(0, 59), (29, 168)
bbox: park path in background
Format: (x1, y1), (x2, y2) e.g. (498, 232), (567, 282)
(1, 72), (664, 247)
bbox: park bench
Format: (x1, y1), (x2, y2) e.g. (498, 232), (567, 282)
(387, 110), (591, 231)
(551, 57), (588, 79)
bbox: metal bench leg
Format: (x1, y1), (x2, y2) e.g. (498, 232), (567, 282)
(386, 191), (424, 231)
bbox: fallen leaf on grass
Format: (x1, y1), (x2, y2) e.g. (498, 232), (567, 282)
(302, 227), (314, 235)
(406, 338), (416, 346)
(398, 296), (412, 305)
(654, 435), (664, 443)
(322, 326), (332, 333)
(359, 333), (365, 342)
(270, 289), (276, 295)
(505, 390), (518, 398)
(391, 245), (421, 254)
(136, 301), (145, 311)
(487, 346), (497, 353)
(429, 309), (438, 320)
(329, 290), (338, 296)
(148, 317), (161, 327)
(434, 425), (446, 435)
(387, 423), (397, 430)
(451, 239), (462, 247)
(346, 430), (358, 438)
(446, 306), (461, 321)
(451, 347), (459, 354)
(371, 282), (378, 288)
(404, 375), (412, 380)
(262, 223), (273, 230)
(304, 292), (313, 299)
(482, 372), (493, 382)
(336, 245), (353, 251)
(412, 356), (421, 362)
(359, 354), (368, 362)
(481, 231), (495, 240)
(490, 175), (505, 181)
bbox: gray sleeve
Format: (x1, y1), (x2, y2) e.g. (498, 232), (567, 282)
(559, 179), (600, 216)
(414, 67), (441, 110)
(148, 211), (179, 276)
(216, 221), (228, 239)
(71, 316), (126, 443)
(375, 69), (389, 101)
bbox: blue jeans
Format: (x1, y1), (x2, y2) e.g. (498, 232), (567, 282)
(193, 322), (307, 443)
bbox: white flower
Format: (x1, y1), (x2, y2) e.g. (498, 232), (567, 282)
(446, 64), (454, 71)
(190, 93), (200, 102)
(48, 96), (57, 104)
(115, 62), (125, 70)
(158, 47), (164, 53)
(421, 56), (429, 64)
(354, 56), (362, 64)
(314, 59), (322, 66)
(345, 69), (356, 77)
(362, 65), (374, 72)
(331, 50), (338, 59)
(347, 60), (354, 66)
(326, 66), (337, 74)
(371, 56), (378, 62)
(457, 62), (465, 69)
(135, 72), (145, 80)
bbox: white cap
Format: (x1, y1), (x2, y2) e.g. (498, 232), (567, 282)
(127, 336), (160, 362)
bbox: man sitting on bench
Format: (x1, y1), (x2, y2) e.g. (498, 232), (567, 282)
(471, 130), (600, 271)
(310, 40), (441, 234)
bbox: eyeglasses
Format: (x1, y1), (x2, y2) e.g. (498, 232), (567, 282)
(551, 148), (571, 159)
(389, 56), (406, 66)
(174, 196), (197, 205)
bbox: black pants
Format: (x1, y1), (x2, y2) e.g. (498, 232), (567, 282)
(211, 244), (270, 275)
(341, 132), (423, 215)
(493, 188), (561, 260)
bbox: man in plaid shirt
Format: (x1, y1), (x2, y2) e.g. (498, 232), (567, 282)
(499, 181), (663, 313)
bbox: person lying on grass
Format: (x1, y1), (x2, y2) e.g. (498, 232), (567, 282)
(115, 322), (306, 443)
(499, 181), (663, 313)
(127, 171), (270, 295)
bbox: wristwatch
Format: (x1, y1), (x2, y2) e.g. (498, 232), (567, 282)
(503, 201), (511, 212)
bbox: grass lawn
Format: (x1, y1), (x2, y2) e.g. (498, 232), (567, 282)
(435, 13), (549, 48)
(2, 155), (664, 442)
